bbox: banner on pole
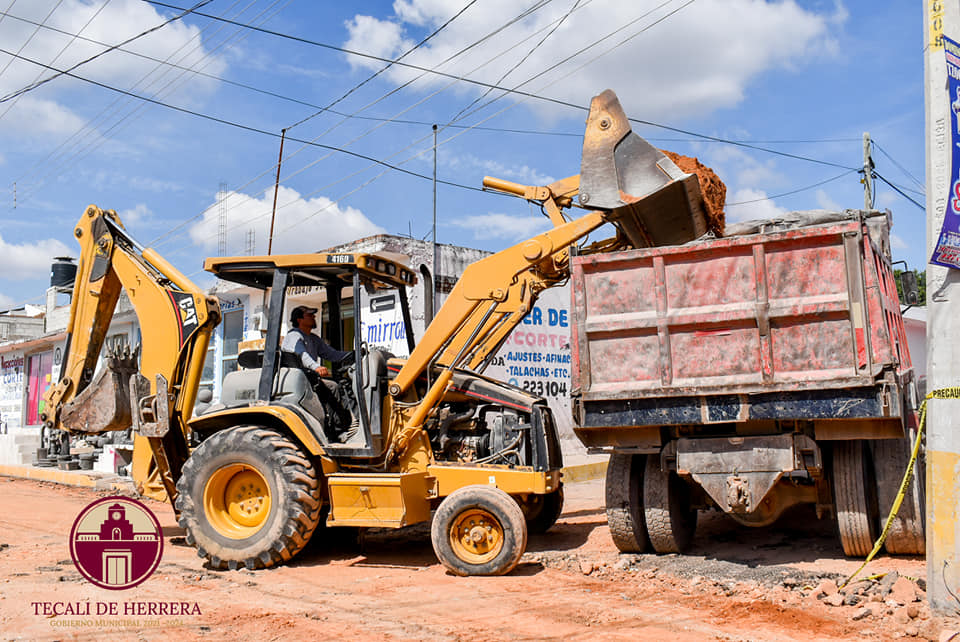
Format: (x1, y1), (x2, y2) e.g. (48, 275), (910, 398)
(932, 35), (960, 269)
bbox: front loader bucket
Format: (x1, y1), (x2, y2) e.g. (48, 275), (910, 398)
(60, 349), (139, 433)
(579, 89), (708, 247)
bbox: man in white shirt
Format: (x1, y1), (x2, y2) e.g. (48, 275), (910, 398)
(281, 305), (358, 441)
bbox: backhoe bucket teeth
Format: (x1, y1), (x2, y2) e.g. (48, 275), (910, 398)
(579, 89), (708, 247)
(60, 348), (139, 433)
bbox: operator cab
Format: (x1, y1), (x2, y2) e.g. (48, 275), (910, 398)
(204, 252), (417, 456)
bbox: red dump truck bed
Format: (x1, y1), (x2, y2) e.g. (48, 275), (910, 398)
(570, 211), (914, 445)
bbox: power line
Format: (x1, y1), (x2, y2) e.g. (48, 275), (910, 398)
(287, 0), (481, 131)
(138, 1), (859, 175)
(0, 0), (213, 104)
(0, 0), (113, 123)
(725, 169), (858, 206)
(0, 46), (498, 193)
(0, 0), (65, 84)
(872, 139), (925, 193)
(874, 171), (926, 211)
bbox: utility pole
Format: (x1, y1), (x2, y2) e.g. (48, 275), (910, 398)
(268, 128), (287, 256)
(432, 124), (439, 309)
(923, 1), (960, 615)
(862, 132), (874, 209)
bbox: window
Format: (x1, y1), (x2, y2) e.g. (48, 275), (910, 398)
(221, 310), (243, 378)
(26, 351), (53, 425)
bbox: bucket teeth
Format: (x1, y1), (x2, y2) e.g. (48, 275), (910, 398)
(61, 345), (140, 434)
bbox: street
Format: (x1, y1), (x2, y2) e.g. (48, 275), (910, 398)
(0, 475), (953, 641)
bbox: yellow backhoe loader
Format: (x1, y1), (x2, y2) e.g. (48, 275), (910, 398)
(42, 89), (709, 576)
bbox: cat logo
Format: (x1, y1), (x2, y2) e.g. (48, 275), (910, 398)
(178, 296), (198, 327)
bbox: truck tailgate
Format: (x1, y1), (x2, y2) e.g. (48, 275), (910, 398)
(571, 217), (910, 407)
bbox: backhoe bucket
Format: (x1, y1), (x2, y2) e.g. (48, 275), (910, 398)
(579, 89), (708, 247)
(60, 349), (139, 433)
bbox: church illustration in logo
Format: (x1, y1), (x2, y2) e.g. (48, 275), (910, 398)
(70, 496), (163, 590)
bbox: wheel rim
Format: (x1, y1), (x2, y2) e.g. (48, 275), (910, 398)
(203, 464), (271, 539)
(449, 508), (504, 564)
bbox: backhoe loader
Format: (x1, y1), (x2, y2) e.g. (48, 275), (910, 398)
(42, 89), (710, 575)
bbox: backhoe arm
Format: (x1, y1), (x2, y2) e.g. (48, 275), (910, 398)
(43, 205), (220, 502)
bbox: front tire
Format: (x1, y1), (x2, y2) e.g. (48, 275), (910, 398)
(175, 426), (322, 570)
(431, 485), (527, 576)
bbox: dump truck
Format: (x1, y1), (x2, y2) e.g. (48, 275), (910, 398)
(571, 207), (925, 557)
(43, 89), (714, 576)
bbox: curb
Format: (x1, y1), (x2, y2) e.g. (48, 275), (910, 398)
(0, 464), (128, 491)
(561, 460), (608, 483)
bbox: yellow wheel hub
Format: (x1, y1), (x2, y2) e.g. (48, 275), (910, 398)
(203, 464), (271, 539)
(449, 508), (504, 564)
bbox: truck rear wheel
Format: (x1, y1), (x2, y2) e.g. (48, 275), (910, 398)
(175, 426), (322, 570)
(605, 453), (650, 553)
(832, 440), (880, 557)
(643, 455), (697, 553)
(431, 485), (527, 576)
(872, 437), (925, 555)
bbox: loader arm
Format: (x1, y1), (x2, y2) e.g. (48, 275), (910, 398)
(43, 205), (220, 502)
(388, 88), (710, 454)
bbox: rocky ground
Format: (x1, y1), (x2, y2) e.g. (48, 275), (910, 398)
(1, 475), (958, 641)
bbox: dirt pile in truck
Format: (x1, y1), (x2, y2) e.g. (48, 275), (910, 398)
(661, 150), (726, 236)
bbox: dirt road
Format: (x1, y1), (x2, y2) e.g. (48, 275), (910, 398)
(0, 475), (956, 641)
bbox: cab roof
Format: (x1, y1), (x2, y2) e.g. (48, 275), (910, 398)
(204, 252), (417, 290)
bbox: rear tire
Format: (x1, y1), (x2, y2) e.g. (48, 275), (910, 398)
(872, 437), (925, 555)
(431, 485), (527, 576)
(175, 426), (322, 570)
(643, 454), (697, 553)
(832, 440), (880, 557)
(605, 453), (650, 553)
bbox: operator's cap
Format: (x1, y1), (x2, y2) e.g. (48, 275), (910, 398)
(290, 305), (318, 324)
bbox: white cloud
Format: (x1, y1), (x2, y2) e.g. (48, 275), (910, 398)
(0, 0), (225, 137)
(724, 188), (788, 223)
(445, 152), (555, 186)
(189, 186), (385, 255)
(815, 189), (842, 211)
(343, 0), (839, 122)
(450, 212), (550, 241)
(0, 292), (14, 308)
(891, 233), (908, 250)
(0, 233), (72, 279)
(120, 203), (152, 225)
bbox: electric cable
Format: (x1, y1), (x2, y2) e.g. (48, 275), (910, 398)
(11, 0), (287, 208)
(286, 0), (480, 131)
(0, 0), (113, 123)
(0, 0), (213, 103)
(0, 0), (65, 84)
(8, 0), (256, 195)
(872, 140), (925, 192)
(724, 169), (858, 206)
(874, 171), (926, 211)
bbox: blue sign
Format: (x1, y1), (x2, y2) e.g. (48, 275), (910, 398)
(932, 35), (960, 269)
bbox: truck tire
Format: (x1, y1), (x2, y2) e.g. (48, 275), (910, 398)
(832, 440), (880, 557)
(175, 426), (322, 570)
(872, 437), (925, 555)
(605, 453), (650, 553)
(519, 485), (564, 534)
(431, 485), (527, 576)
(643, 455), (697, 553)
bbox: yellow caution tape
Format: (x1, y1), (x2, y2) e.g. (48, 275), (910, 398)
(841, 386), (960, 589)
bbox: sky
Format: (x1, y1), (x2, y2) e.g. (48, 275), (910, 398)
(0, 0), (926, 310)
